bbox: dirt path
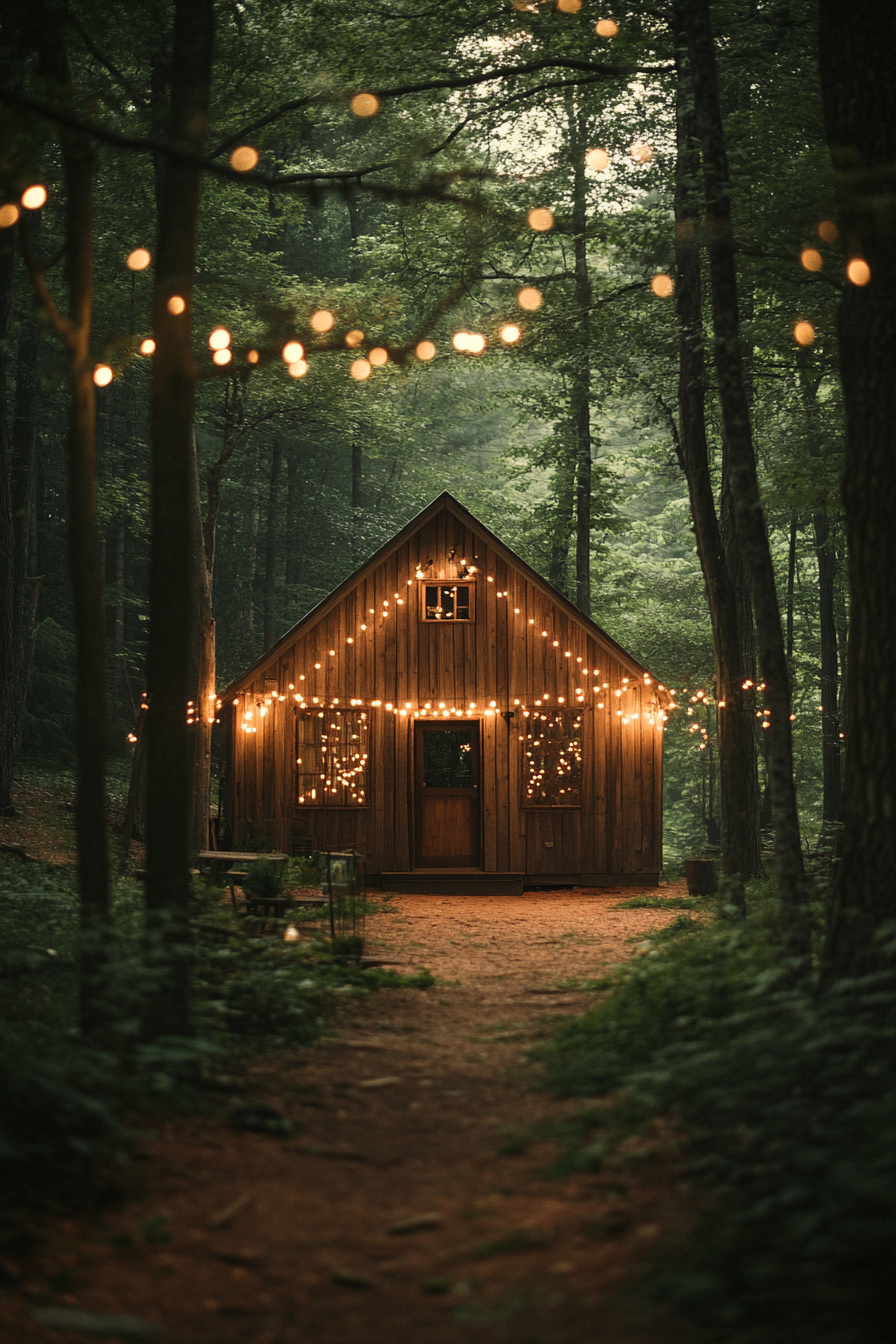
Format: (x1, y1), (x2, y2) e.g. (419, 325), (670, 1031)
(2, 887), (697, 1344)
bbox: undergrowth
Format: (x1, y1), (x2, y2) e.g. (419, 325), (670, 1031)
(0, 854), (431, 1201)
(540, 888), (896, 1344)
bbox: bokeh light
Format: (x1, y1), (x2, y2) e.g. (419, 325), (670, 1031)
(93, 365), (113, 387)
(650, 274), (674, 298)
(208, 327), (231, 350)
(585, 148), (610, 172)
(310, 309), (335, 333)
(453, 332), (471, 352)
(213, 348), (233, 365)
(288, 359), (308, 378)
(846, 258), (871, 286)
(818, 220), (839, 243)
(345, 329), (365, 347)
(247, 349), (260, 364)
(126, 248), (151, 271)
(466, 333), (486, 355)
(139, 338), (156, 356)
(800, 248), (823, 272)
(794, 321), (815, 346)
(500, 324), (521, 343)
(282, 341), (304, 362)
(167, 296), (186, 315)
(416, 340), (436, 361)
(0, 203), (20, 228)
(369, 346), (388, 366)
(351, 93), (379, 117)
(517, 286), (542, 311)
(350, 358), (372, 380)
(557, 0), (582, 11)
(528, 207), (554, 232)
(630, 141), (654, 164)
(595, 19), (619, 36)
(21, 185), (47, 210)
(230, 145), (259, 172)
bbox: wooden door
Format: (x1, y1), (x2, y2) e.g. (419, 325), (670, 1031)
(414, 722), (481, 867)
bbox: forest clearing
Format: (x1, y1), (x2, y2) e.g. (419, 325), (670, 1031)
(2, 2), (896, 1342)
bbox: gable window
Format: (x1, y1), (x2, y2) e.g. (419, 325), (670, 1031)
(422, 583), (472, 621)
(296, 710), (368, 806)
(522, 709), (583, 806)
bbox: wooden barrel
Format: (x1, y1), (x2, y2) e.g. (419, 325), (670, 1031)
(685, 858), (717, 896)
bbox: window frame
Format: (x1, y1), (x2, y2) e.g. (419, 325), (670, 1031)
(418, 579), (475, 624)
(520, 707), (584, 809)
(294, 707), (370, 808)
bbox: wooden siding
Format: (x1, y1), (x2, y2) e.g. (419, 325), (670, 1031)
(226, 504), (664, 879)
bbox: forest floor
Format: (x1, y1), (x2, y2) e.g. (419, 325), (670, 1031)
(0, 883), (703, 1344)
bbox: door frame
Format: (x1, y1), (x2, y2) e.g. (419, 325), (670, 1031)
(412, 719), (482, 868)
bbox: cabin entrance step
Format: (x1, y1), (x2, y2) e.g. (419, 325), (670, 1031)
(380, 871), (525, 896)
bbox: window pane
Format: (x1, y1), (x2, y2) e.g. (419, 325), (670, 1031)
(296, 710), (368, 805)
(423, 729), (474, 787)
(422, 584), (471, 620)
(522, 710), (582, 805)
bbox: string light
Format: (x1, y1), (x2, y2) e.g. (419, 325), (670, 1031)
(595, 18), (619, 36)
(630, 141), (654, 163)
(247, 349), (259, 364)
(230, 145), (259, 171)
(93, 365), (113, 387)
(345, 329), (365, 347)
(369, 346), (388, 366)
(0, 203), (20, 228)
(800, 247), (823, 272)
(501, 325), (521, 343)
(283, 340), (304, 362)
(557, 0), (582, 11)
(846, 258), (871, 286)
(289, 358), (308, 377)
(126, 248), (151, 271)
(350, 358), (372, 380)
(350, 92), (379, 117)
(818, 220), (839, 243)
(209, 327), (231, 350)
(528, 207), (554, 232)
(794, 321), (815, 346)
(167, 296), (186, 314)
(21, 185), (47, 209)
(310, 310), (335, 332)
(517, 286), (542, 312)
(416, 340), (436, 360)
(139, 338), (156, 356)
(213, 348), (233, 365)
(650, 274), (674, 297)
(585, 148), (610, 172)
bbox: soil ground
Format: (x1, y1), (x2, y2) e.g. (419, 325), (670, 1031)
(0, 886), (700, 1344)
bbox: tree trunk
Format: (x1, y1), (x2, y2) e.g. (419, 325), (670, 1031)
(285, 449), (297, 587)
(813, 498), (841, 833)
(144, 0), (215, 1039)
(263, 439), (281, 649)
(242, 488), (259, 648)
(566, 98), (593, 617)
(818, 0), (896, 976)
(785, 514), (798, 660)
(189, 433), (215, 853)
(672, 22), (759, 899)
(684, 0), (808, 960)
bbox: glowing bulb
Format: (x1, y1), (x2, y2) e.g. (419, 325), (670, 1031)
(93, 364), (113, 387)
(585, 148), (610, 172)
(846, 258), (871, 286)
(800, 248), (823, 272)
(213, 348), (233, 365)
(167, 295), (186, 314)
(0, 203), (20, 228)
(126, 248), (151, 271)
(283, 924), (299, 942)
(288, 359), (308, 377)
(517, 286), (542, 311)
(794, 321), (815, 346)
(596, 18), (619, 35)
(230, 145), (259, 172)
(466, 333), (486, 354)
(282, 341), (304, 362)
(528, 207), (554, 232)
(247, 349), (259, 364)
(557, 0), (582, 11)
(139, 338), (156, 356)
(453, 331), (471, 351)
(416, 340), (436, 361)
(351, 92), (379, 117)
(209, 327), (231, 350)
(21, 185), (47, 210)
(369, 346), (388, 366)
(351, 358), (372, 380)
(310, 310), (334, 334)
(818, 220), (839, 243)
(500, 324), (521, 343)
(650, 274), (674, 297)
(345, 329), (365, 347)
(630, 140), (654, 163)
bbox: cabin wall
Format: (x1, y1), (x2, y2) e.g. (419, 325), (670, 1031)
(227, 513), (663, 881)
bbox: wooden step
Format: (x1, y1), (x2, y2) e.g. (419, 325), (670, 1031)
(380, 871), (525, 896)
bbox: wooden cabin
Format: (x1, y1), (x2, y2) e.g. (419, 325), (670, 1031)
(222, 493), (667, 894)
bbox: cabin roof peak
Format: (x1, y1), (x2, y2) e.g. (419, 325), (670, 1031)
(222, 491), (656, 696)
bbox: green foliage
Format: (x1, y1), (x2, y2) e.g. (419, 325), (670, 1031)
(541, 900), (896, 1343)
(241, 858), (284, 901)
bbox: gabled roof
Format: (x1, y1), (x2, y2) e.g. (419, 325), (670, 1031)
(222, 491), (656, 697)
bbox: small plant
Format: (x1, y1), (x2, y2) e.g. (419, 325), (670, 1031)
(242, 859), (283, 901)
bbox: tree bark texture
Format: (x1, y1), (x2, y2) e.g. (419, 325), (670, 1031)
(683, 0), (808, 958)
(672, 31), (759, 896)
(144, 0), (215, 1038)
(566, 99), (593, 617)
(819, 0), (896, 976)
(263, 439), (281, 649)
(189, 433), (215, 854)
